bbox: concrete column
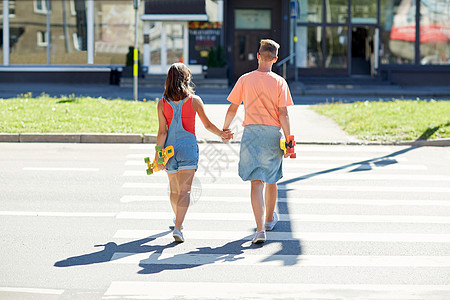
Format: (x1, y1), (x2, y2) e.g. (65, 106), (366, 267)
(143, 21), (150, 73)
(87, 0), (94, 64)
(2, 0), (10, 65)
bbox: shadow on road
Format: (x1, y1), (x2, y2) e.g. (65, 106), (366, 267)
(54, 231), (173, 267)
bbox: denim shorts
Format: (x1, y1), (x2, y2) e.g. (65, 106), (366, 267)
(165, 143), (199, 174)
(239, 125), (283, 183)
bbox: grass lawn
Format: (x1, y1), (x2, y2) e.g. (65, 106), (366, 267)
(312, 100), (450, 142)
(0, 94), (158, 135)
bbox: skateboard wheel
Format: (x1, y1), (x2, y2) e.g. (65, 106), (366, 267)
(147, 168), (153, 175)
(144, 157), (150, 163)
(157, 157), (164, 165)
(155, 145), (162, 151)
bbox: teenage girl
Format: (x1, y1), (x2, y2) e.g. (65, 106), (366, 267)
(156, 63), (233, 242)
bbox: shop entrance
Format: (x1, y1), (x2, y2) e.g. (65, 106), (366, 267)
(233, 30), (272, 79)
(351, 26), (376, 75)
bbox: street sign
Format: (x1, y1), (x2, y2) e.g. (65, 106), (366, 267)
(133, 0), (139, 9)
(290, 0), (298, 19)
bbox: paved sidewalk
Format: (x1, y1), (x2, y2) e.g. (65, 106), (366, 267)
(1, 81), (449, 146)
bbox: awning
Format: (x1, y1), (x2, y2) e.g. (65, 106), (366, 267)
(142, 0), (207, 21)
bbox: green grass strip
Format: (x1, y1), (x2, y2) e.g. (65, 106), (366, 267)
(312, 100), (450, 142)
(0, 94), (158, 135)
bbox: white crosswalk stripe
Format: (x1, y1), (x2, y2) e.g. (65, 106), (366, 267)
(109, 144), (450, 299)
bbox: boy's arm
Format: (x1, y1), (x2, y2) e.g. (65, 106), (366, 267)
(192, 96), (233, 140)
(279, 106), (291, 139)
(223, 103), (239, 130)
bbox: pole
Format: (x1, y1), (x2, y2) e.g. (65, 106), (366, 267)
(133, 0), (139, 101)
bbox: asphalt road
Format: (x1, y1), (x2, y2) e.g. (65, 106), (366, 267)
(1, 143), (450, 299)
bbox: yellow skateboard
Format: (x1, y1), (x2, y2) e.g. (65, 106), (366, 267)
(144, 145), (174, 175)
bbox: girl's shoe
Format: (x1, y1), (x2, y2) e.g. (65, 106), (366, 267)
(265, 212), (278, 231)
(252, 231), (266, 244)
(173, 229), (184, 243)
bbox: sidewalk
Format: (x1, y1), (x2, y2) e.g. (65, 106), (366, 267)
(1, 81), (449, 146)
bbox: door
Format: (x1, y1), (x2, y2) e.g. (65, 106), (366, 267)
(233, 30), (271, 79)
(351, 26), (376, 75)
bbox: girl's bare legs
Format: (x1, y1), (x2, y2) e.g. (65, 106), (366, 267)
(251, 180), (265, 232)
(265, 183), (277, 222)
(168, 169), (195, 231)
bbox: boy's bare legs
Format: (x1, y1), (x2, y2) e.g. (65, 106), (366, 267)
(265, 183), (277, 222)
(168, 169), (195, 230)
(251, 180), (265, 232)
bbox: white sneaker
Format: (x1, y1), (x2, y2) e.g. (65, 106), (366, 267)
(173, 229), (184, 243)
(265, 212), (278, 231)
(252, 231), (266, 244)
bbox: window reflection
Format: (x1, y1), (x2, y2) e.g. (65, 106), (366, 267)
(299, 0), (322, 23)
(381, 0), (415, 64)
(326, 0), (348, 23)
(166, 24), (184, 65)
(296, 26), (323, 67)
(325, 26), (348, 68)
(420, 0), (449, 65)
(351, 0), (377, 24)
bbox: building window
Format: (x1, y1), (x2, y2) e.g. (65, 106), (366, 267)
(235, 9), (271, 30)
(380, 0), (415, 64)
(326, 0), (348, 24)
(0, 0), (16, 18)
(296, 26), (323, 68)
(37, 31), (48, 47)
(351, 0), (377, 24)
(419, 0), (450, 65)
(34, 0), (49, 14)
(298, 0), (322, 23)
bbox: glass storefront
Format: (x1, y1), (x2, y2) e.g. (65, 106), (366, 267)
(326, 0), (348, 23)
(325, 26), (348, 68)
(94, 1), (143, 65)
(296, 0), (449, 74)
(380, 0), (416, 64)
(296, 26), (323, 67)
(419, 0), (449, 65)
(1, 0), (144, 65)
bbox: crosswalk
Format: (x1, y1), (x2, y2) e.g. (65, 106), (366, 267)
(104, 144), (450, 299)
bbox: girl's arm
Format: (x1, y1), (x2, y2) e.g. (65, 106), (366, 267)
(156, 99), (168, 169)
(192, 95), (233, 140)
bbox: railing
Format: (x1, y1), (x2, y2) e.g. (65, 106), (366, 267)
(275, 53), (296, 79)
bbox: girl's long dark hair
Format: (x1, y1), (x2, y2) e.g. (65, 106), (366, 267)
(163, 63), (195, 101)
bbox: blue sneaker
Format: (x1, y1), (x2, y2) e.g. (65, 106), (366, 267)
(265, 212), (278, 231)
(252, 231), (266, 244)
(173, 229), (184, 243)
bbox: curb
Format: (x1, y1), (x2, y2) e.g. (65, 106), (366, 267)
(0, 134), (449, 146)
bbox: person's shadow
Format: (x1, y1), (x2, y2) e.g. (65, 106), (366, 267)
(54, 231), (173, 267)
(138, 233), (303, 274)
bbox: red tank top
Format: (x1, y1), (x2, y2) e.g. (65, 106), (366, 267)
(162, 96), (196, 135)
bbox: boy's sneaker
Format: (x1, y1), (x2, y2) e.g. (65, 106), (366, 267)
(252, 231), (266, 244)
(265, 212), (278, 231)
(173, 229), (184, 243)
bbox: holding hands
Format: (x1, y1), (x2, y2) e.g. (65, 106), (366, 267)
(221, 128), (234, 142)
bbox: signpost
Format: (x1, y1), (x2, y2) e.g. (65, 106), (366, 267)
(133, 0), (139, 101)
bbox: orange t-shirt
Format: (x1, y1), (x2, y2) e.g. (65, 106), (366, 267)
(227, 70), (293, 127)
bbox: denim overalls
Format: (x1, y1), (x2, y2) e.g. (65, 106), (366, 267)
(164, 97), (199, 173)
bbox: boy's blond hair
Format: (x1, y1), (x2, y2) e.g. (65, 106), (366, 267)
(259, 39), (280, 61)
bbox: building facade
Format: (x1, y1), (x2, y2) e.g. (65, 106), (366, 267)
(1, 0), (449, 84)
